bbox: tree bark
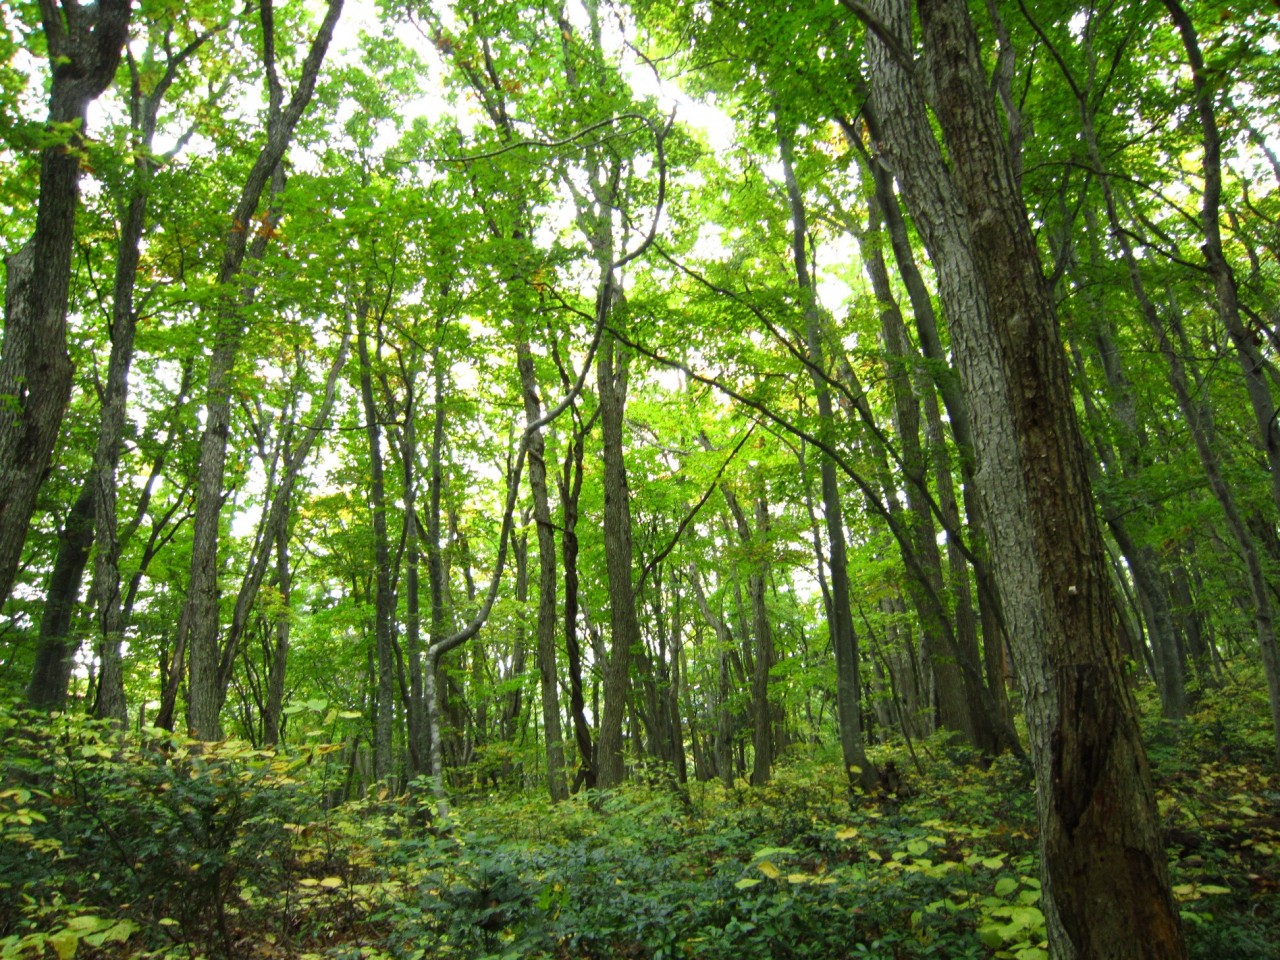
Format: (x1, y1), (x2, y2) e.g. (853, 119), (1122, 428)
(26, 481), (95, 710)
(595, 320), (643, 789)
(0, 0), (131, 607)
(863, 0), (1184, 954)
(357, 315), (396, 785)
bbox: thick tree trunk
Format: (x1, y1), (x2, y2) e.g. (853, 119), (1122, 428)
(0, 0), (131, 607)
(863, 1), (1184, 955)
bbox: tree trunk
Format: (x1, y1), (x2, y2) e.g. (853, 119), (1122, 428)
(777, 121), (877, 792)
(863, 1), (1184, 955)
(179, 0), (344, 739)
(26, 482), (95, 710)
(595, 322), (643, 789)
(0, 0), (131, 607)
(560, 415), (595, 789)
(518, 340), (568, 801)
(358, 316), (397, 785)
(262, 535), (291, 747)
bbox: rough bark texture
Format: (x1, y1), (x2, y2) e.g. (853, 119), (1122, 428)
(864, 1), (1184, 955)
(595, 325), (642, 789)
(0, 0), (131, 608)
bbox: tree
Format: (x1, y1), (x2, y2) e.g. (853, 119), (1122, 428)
(0, 0), (131, 607)
(860, 0), (1184, 954)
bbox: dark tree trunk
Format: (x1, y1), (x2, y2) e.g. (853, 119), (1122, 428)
(358, 317), (396, 784)
(777, 121), (877, 791)
(26, 481), (95, 710)
(560, 416), (595, 789)
(0, 0), (131, 607)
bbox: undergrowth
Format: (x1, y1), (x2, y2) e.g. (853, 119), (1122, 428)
(1, 672), (1277, 960)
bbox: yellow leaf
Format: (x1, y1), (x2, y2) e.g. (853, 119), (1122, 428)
(49, 932), (77, 960)
(757, 860), (780, 879)
(319, 877), (343, 889)
(786, 873), (810, 884)
(835, 826), (858, 841)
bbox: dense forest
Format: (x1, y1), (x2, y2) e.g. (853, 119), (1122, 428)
(1, 0), (1278, 957)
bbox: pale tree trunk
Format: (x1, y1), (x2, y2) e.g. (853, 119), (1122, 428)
(777, 121), (878, 792)
(179, 0), (344, 739)
(0, 0), (131, 607)
(862, 0), (1184, 955)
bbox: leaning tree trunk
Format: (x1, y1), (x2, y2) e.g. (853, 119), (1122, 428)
(862, 0), (1184, 955)
(26, 482), (95, 710)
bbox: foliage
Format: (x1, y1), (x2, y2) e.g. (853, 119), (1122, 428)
(6, 688), (1274, 960)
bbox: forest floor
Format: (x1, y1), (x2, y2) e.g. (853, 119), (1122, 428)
(2, 673), (1278, 960)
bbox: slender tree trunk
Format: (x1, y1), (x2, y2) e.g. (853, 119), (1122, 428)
(402, 394), (426, 777)
(560, 417), (595, 789)
(863, 1), (1184, 954)
(777, 121), (877, 791)
(518, 341), (568, 801)
(358, 317), (396, 784)
(263, 535), (291, 747)
(180, 0), (344, 739)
